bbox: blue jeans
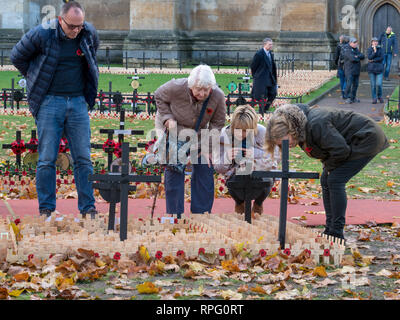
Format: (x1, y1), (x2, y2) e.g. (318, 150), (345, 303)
(383, 53), (393, 79)
(344, 74), (359, 101)
(35, 95), (95, 214)
(320, 156), (374, 238)
(368, 72), (383, 100)
(338, 69), (346, 98)
(164, 160), (214, 215)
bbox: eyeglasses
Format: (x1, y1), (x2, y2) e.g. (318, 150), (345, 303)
(61, 17), (84, 31)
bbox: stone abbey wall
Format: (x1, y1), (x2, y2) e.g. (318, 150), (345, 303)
(0, 0), (397, 67)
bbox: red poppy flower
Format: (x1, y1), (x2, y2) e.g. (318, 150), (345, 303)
(113, 252), (121, 260)
(155, 251), (163, 260)
(206, 108), (213, 115)
(218, 248), (226, 257)
(283, 248), (291, 256)
(323, 249), (330, 257)
(67, 169), (73, 175)
(176, 250), (185, 257)
(94, 253), (99, 258)
(198, 248), (205, 255)
(49, 254), (54, 259)
(103, 139), (116, 152)
(14, 218), (21, 225)
(305, 147), (313, 153)
(305, 249), (311, 256)
(28, 254), (34, 261)
(76, 49), (84, 56)
(259, 249), (267, 257)
(22, 171), (27, 176)
(219, 186), (224, 192)
(271, 187), (277, 192)
(174, 218), (178, 224)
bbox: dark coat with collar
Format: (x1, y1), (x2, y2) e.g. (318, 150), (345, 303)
(296, 104), (389, 172)
(367, 46), (384, 74)
(379, 31), (399, 55)
(250, 48), (277, 100)
(343, 46), (365, 76)
(10, 20), (99, 118)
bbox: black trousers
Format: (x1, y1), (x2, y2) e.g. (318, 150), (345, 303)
(258, 86), (277, 114)
(227, 175), (273, 206)
(320, 156), (374, 239)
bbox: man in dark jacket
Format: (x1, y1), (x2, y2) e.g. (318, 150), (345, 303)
(367, 37), (384, 104)
(265, 104), (389, 240)
(378, 26), (399, 81)
(334, 35), (349, 99)
(250, 38), (278, 115)
(10, 1), (99, 218)
(343, 38), (365, 104)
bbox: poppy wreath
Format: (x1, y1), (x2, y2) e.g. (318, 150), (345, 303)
(11, 140), (26, 155)
(113, 142), (122, 158)
(58, 138), (69, 153)
(28, 137), (39, 153)
(102, 139), (117, 152)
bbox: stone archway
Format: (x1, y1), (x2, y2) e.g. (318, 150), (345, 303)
(357, 0), (400, 52)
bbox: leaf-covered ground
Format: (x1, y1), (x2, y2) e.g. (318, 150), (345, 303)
(1, 222), (400, 300)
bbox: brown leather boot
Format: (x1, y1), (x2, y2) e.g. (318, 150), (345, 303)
(251, 202), (263, 219)
(235, 202), (245, 214)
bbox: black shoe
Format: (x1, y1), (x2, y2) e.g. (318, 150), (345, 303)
(372, 99), (377, 104)
(39, 209), (53, 217)
(379, 98), (384, 103)
(82, 208), (98, 219)
(352, 99), (360, 103)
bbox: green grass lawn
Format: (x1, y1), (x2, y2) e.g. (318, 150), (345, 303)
(387, 85), (399, 111)
(0, 69), (332, 98)
(1, 113), (399, 200)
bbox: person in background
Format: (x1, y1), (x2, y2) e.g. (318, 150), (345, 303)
(343, 38), (365, 104)
(379, 26), (399, 81)
(265, 104), (389, 240)
(335, 35), (349, 100)
(250, 38), (278, 115)
(367, 37), (384, 104)
(214, 106), (280, 218)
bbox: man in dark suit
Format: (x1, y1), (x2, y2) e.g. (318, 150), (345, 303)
(250, 38), (278, 115)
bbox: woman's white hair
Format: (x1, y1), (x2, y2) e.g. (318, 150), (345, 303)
(187, 64), (217, 89)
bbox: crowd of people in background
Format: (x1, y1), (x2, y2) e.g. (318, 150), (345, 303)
(335, 26), (398, 105)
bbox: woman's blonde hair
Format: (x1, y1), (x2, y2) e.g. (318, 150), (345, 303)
(230, 105), (258, 135)
(265, 104), (307, 154)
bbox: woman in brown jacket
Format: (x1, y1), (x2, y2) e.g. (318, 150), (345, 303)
(265, 104), (389, 240)
(154, 65), (227, 216)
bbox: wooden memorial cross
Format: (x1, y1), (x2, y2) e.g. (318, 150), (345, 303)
(89, 142), (161, 241)
(252, 139), (320, 249)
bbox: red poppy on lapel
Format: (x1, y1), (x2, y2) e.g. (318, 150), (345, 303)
(76, 49), (84, 56)
(206, 108), (213, 115)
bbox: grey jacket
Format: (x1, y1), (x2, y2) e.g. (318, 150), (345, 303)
(214, 124), (280, 178)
